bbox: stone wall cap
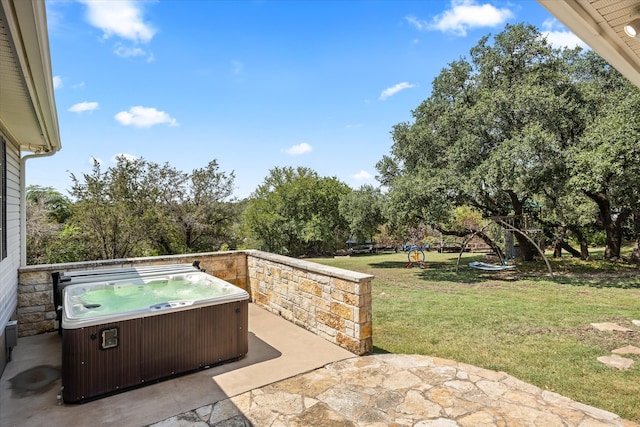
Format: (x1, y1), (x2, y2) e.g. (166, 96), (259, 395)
(245, 250), (374, 282)
(19, 252), (243, 273)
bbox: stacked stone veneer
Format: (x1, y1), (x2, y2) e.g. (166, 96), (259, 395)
(17, 250), (373, 355)
(246, 251), (373, 355)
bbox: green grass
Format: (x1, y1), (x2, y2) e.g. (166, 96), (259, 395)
(308, 250), (640, 423)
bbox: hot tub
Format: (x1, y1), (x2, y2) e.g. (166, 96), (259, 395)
(59, 268), (249, 403)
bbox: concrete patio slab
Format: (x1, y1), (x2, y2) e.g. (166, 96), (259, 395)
(0, 304), (354, 427)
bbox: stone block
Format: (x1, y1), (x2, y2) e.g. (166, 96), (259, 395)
(299, 278), (322, 297)
(293, 307), (309, 325)
(357, 307), (372, 323)
(20, 311), (44, 323)
(317, 323), (337, 338)
(18, 285), (35, 294)
(343, 292), (359, 306)
(273, 281), (288, 296)
(357, 322), (373, 339)
(333, 278), (355, 294)
(336, 332), (361, 354)
(356, 279), (372, 295)
(18, 292), (51, 307)
(330, 289), (345, 302)
(282, 270), (293, 281)
(34, 284), (53, 292)
(317, 310), (345, 331)
(308, 272), (330, 286)
(20, 271), (51, 285)
(17, 305), (44, 314)
(311, 296), (330, 312)
(268, 266), (282, 279)
(254, 292), (269, 306)
(331, 301), (354, 321)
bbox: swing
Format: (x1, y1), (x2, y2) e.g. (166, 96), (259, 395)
(468, 261), (516, 271)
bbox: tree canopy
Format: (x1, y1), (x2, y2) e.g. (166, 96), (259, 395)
(243, 166), (351, 256)
(377, 23), (639, 261)
(68, 157), (237, 260)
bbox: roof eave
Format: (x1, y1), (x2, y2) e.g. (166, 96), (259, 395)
(0, 0), (61, 153)
(538, 0), (640, 89)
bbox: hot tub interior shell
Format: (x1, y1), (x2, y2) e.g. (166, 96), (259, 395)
(58, 264), (249, 403)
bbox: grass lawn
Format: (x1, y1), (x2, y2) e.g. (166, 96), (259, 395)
(308, 249), (640, 423)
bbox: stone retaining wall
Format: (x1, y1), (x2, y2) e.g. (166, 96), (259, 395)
(246, 251), (373, 355)
(17, 250), (373, 355)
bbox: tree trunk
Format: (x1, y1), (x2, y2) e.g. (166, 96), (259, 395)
(553, 226), (565, 258)
(507, 191), (535, 261)
(585, 190), (628, 260)
(538, 219), (583, 259)
(567, 225), (590, 260)
(631, 213), (640, 264)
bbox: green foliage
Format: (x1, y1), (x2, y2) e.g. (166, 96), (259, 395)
(569, 74), (640, 259)
(26, 185), (71, 223)
(377, 23), (638, 261)
(26, 186), (78, 264)
(338, 184), (385, 242)
(66, 157), (237, 261)
(243, 166), (351, 256)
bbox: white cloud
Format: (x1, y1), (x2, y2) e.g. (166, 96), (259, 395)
(114, 106), (179, 128)
(53, 76), (63, 89)
(72, 81), (86, 89)
(352, 170), (373, 180)
(541, 18), (589, 50)
(379, 82), (416, 100)
(112, 153), (138, 163)
(68, 101), (99, 113)
(428, 0), (514, 37)
(79, 0), (156, 43)
(113, 43), (155, 62)
(405, 16), (428, 31)
(285, 143), (312, 155)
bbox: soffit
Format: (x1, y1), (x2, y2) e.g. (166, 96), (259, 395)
(0, 0), (61, 153)
(538, 0), (640, 88)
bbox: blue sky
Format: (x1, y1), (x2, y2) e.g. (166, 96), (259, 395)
(35, 0), (586, 199)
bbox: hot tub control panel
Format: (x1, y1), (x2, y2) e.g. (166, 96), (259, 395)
(149, 301), (194, 311)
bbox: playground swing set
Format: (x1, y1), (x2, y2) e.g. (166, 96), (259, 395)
(405, 246), (428, 269)
(457, 216), (553, 276)
(403, 215), (552, 276)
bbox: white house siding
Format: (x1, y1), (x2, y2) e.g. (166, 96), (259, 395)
(0, 136), (22, 363)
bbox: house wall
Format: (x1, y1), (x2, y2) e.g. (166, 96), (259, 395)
(0, 136), (23, 375)
(17, 250), (374, 355)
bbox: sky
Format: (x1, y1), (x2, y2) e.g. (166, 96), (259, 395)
(34, 0), (588, 200)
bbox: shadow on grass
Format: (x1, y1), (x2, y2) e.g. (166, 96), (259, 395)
(329, 251), (639, 289)
(368, 261), (411, 269)
(550, 275), (640, 289)
(416, 267), (486, 284)
(368, 258), (507, 284)
(371, 346), (393, 354)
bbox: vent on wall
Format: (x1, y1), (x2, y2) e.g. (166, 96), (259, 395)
(5, 320), (17, 361)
